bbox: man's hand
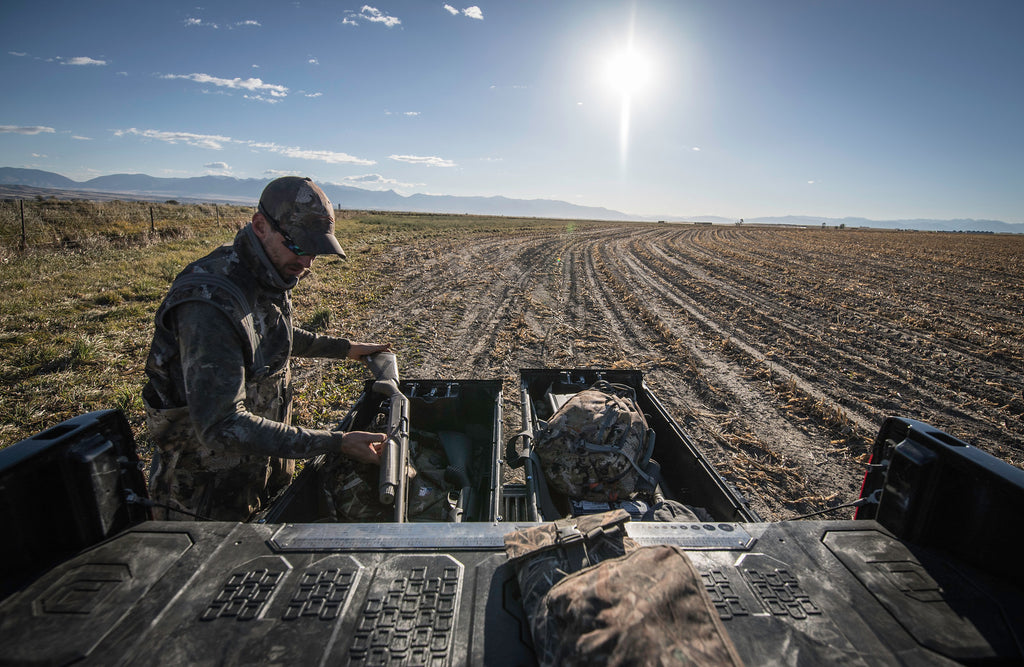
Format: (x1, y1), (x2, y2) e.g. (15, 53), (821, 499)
(341, 431), (387, 464)
(348, 342), (392, 361)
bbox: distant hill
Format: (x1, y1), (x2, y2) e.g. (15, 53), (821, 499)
(1, 167), (1021, 232)
(0, 168), (80, 190)
(0, 168), (636, 222)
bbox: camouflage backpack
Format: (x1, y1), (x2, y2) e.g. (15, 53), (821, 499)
(534, 381), (655, 502)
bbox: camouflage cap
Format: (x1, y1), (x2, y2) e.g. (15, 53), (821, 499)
(258, 176), (346, 257)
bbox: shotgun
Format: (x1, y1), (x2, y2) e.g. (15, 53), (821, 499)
(365, 352), (409, 523)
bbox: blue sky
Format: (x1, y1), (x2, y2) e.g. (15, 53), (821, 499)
(2, 1), (1022, 222)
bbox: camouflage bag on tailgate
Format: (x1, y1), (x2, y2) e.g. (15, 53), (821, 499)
(504, 510), (742, 667)
(534, 380), (655, 502)
(538, 545), (744, 666)
(504, 509), (638, 664)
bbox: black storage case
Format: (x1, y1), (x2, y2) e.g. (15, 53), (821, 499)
(265, 378), (505, 524)
(515, 368), (760, 522)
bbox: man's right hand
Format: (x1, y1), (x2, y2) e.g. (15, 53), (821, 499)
(341, 431), (386, 464)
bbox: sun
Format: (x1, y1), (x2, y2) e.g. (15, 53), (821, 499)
(603, 47), (655, 97)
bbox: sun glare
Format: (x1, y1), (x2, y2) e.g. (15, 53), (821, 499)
(593, 4), (661, 171)
(600, 42), (657, 170)
(603, 48), (654, 97)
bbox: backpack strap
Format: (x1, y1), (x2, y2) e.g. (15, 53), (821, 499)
(581, 392), (657, 490)
(165, 272), (266, 374)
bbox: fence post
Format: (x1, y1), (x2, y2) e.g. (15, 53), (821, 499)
(20, 200), (27, 251)
(150, 206), (155, 232)
(216, 204), (221, 226)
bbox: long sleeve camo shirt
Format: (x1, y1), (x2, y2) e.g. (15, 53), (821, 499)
(142, 224), (356, 520)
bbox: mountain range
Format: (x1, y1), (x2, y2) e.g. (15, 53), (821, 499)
(1, 167), (1020, 233)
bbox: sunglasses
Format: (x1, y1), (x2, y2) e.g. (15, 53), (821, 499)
(259, 203), (311, 256)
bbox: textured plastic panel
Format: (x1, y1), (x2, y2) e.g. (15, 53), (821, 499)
(2, 520), (1021, 665)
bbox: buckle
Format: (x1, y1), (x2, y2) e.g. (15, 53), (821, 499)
(554, 521), (589, 571)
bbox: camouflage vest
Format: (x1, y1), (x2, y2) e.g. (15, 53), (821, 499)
(143, 226), (297, 520)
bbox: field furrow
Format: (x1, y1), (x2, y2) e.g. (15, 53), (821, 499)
(360, 224), (1023, 519)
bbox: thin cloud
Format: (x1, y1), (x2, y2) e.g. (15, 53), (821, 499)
(234, 20), (260, 28)
(0, 125), (56, 135)
(308, 58), (319, 65)
(389, 155), (456, 167)
(247, 140), (376, 165)
(243, 94), (282, 104)
(62, 56), (107, 66)
(204, 161), (231, 172)
(185, 18), (219, 28)
(341, 173), (421, 190)
(114, 128), (232, 150)
(161, 72), (288, 98)
(72, 135), (93, 140)
(10, 52), (109, 66)
(114, 128), (376, 165)
(444, 5), (483, 19)
(345, 6), (401, 27)
(347, 174), (392, 184)
(267, 145), (375, 165)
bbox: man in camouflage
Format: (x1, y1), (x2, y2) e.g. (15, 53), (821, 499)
(143, 176), (389, 521)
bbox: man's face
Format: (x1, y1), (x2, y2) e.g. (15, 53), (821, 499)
(253, 214), (316, 279)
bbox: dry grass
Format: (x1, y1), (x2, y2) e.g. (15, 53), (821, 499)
(0, 202), (587, 453)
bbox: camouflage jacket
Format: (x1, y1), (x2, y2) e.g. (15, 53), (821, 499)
(143, 224), (352, 521)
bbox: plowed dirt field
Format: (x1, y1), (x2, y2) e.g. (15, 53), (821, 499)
(325, 223), (1024, 520)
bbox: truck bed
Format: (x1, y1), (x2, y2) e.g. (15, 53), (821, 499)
(1, 369), (1022, 665)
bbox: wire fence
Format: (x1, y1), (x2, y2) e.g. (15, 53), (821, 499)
(0, 198), (255, 251)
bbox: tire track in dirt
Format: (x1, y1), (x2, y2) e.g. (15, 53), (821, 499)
(686, 229), (984, 395)
(649, 230), (955, 425)
(635, 230), (885, 429)
(662, 227), (1023, 460)
(597, 229), (861, 515)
